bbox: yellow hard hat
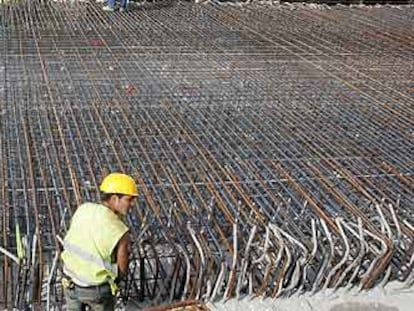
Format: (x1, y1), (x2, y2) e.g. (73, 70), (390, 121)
(100, 173), (138, 196)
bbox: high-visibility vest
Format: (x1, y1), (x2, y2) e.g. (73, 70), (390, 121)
(61, 202), (128, 290)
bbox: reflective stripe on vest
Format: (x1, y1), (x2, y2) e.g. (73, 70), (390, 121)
(63, 240), (118, 275)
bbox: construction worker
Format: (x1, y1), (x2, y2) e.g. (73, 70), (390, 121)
(103, 0), (128, 12)
(61, 172), (138, 311)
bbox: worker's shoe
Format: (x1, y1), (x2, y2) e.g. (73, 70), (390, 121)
(102, 5), (115, 12)
(119, 7), (128, 12)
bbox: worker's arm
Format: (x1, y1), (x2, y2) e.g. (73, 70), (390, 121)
(116, 232), (130, 277)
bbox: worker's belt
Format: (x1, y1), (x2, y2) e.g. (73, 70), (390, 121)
(62, 275), (110, 292)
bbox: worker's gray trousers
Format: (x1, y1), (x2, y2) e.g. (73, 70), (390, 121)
(64, 284), (115, 311)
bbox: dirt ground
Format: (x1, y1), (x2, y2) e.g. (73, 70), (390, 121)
(207, 282), (414, 311)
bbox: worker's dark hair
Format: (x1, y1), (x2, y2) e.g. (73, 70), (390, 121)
(101, 192), (125, 202)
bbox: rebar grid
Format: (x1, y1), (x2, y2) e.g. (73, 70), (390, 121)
(0, 0), (413, 309)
